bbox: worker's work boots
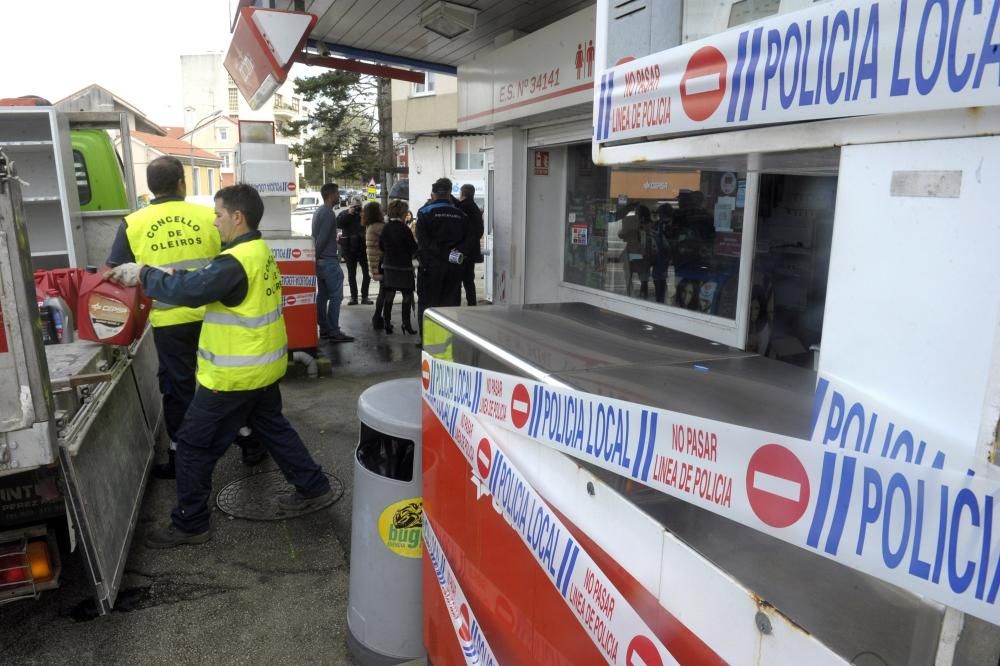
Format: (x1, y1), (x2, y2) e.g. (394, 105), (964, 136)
(144, 518), (215, 549)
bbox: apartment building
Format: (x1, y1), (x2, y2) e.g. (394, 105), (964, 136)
(180, 53), (309, 190)
(391, 73), (490, 210)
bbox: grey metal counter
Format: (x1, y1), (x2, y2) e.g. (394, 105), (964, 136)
(425, 302), (989, 665)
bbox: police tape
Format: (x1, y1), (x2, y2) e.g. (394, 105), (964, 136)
(281, 292), (316, 307)
(424, 516), (499, 666)
(280, 275), (317, 288)
(424, 392), (680, 666)
(596, 0), (1000, 143)
(421, 354), (1000, 625)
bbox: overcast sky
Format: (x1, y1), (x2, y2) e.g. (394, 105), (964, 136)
(5, 0), (242, 125)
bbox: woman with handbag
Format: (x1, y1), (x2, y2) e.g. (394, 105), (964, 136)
(379, 199), (419, 334)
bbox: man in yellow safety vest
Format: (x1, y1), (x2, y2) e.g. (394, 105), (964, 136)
(107, 156), (223, 478)
(107, 184), (332, 547)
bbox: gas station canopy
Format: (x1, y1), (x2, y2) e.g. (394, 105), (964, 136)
(243, 0), (590, 75)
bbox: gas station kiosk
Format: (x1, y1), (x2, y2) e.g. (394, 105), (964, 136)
(419, 0), (1000, 664)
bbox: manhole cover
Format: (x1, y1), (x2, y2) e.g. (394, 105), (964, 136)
(216, 470), (344, 521)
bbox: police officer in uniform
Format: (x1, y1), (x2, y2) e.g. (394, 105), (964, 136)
(416, 178), (471, 334)
(107, 184), (333, 547)
(106, 156), (224, 479)
(456, 183), (484, 306)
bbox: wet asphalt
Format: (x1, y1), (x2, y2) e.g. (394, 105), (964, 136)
(0, 283), (434, 665)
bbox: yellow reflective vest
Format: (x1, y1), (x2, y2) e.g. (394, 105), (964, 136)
(196, 239), (288, 391)
(422, 316), (454, 361)
(125, 200), (220, 326)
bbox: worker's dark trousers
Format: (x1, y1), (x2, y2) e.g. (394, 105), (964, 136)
(152, 321), (202, 442)
(172, 382), (330, 533)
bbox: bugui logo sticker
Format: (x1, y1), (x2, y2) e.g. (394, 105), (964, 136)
(378, 497), (424, 558)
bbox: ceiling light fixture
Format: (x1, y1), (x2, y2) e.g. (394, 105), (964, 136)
(419, 1), (478, 39)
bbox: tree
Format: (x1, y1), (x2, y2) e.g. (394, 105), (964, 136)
(282, 70), (383, 188)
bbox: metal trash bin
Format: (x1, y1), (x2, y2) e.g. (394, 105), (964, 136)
(347, 378), (425, 665)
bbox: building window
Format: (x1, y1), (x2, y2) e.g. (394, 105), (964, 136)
(562, 143), (746, 320)
(291, 97), (300, 112)
(218, 127), (228, 141)
(228, 88), (239, 114)
(412, 73), (436, 96)
(274, 93), (284, 108)
(219, 152), (231, 169)
(454, 137), (485, 171)
(192, 167), (200, 196)
(208, 168), (215, 192)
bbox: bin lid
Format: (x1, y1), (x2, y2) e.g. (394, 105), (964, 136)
(357, 378), (422, 440)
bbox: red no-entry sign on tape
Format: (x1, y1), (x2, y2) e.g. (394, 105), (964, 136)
(746, 444), (810, 528)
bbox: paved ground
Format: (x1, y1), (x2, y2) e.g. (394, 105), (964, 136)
(0, 293), (432, 665)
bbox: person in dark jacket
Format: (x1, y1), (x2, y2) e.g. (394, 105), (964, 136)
(456, 183), (484, 306)
(416, 178), (471, 334)
(380, 199), (419, 334)
(673, 190), (715, 271)
(336, 196), (371, 305)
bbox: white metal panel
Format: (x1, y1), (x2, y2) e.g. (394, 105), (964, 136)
(821, 136), (1000, 470)
(491, 127), (528, 304)
(457, 6), (596, 131)
(484, 155), (494, 302)
(524, 145), (567, 305)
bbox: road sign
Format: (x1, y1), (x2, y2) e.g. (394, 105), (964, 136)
(224, 8), (317, 110)
(626, 635), (663, 666)
(679, 46), (728, 122)
(511, 384), (531, 429)
(422, 359), (431, 391)
(476, 438), (493, 479)
(746, 444), (810, 528)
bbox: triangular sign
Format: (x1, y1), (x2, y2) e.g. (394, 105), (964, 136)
(369, 178), (377, 187)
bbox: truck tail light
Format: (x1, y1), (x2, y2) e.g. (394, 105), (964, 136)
(26, 541), (54, 582)
(0, 539), (54, 588)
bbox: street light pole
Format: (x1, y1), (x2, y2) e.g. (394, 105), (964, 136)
(181, 109), (223, 196)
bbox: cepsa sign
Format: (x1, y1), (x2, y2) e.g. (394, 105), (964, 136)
(595, 0), (1000, 142)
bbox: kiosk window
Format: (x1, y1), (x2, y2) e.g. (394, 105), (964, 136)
(749, 175), (837, 366)
(563, 143), (746, 319)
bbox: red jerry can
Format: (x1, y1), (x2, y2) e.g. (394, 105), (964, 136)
(76, 268), (151, 345)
